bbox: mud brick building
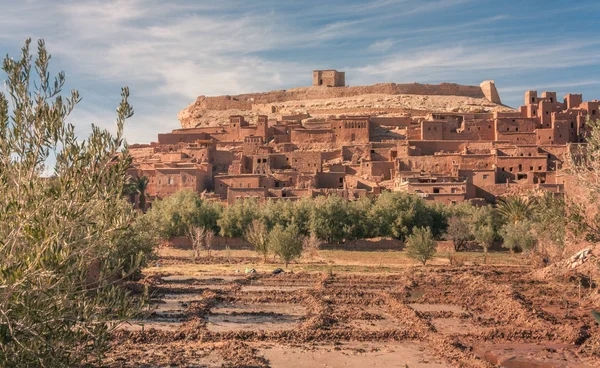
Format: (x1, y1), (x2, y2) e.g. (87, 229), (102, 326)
(128, 72), (598, 207)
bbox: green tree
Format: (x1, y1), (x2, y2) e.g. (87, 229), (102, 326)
(470, 205), (498, 263)
(245, 219), (270, 262)
(444, 215), (472, 251)
(405, 227), (437, 265)
(0, 39), (153, 366)
(500, 221), (536, 253)
(134, 175), (149, 210)
(145, 190), (222, 240)
(532, 193), (567, 250)
(309, 195), (354, 243)
(497, 196), (535, 224)
(218, 198), (259, 238)
(369, 192), (446, 241)
(268, 224), (303, 267)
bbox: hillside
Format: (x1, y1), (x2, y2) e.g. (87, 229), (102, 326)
(178, 81), (514, 128)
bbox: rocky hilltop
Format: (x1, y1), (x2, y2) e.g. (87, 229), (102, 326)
(178, 81), (513, 128)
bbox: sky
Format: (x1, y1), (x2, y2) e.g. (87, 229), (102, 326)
(1, 0), (600, 146)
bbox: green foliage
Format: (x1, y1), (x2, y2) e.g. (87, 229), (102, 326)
(499, 221), (537, 253)
(370, 192), (447, 240)
(309, 195), (356, 243)
(0, 39), (155, 367)
(497, 196), (535, 224)
(268, 224), (304, 267)
(134, 176), (149, 210)
(245, 219), (270, 262)
(531, 193), (567, 249)
(218, 198), (259, 238)
(145, 190), (222, 239)
(470, 205), (498, 255)
(405, 227), (437, 265)
(445, 215), (472, 251)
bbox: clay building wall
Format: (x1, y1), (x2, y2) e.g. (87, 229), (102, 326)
(458, 154), (496, 171)
(227, 187), (268, 205)
(290, 128), (334, 144)
(397, 155), (455, 173)
(360, 161), (395, 180)
(158, 132), (209, 145)
(495, 117), (536, 135)
(564, 94), (583, 109)
(286, 151), (322, 172)
(536, 127), (556, 145)
(369, 144), (397, 161)
(211, 150), (236, 172)
(370, 116), (412, 127)
(145, 168), (211, 198)
(180, 146), (213, 162)
(317, 172), (346, 189)
(214, 175), (262, 197)
(408, 141), (491, 156)
(331, 117), (371, 143)
(342, 145), (369, 162)
(421, 120), (444, 140)
(495, 132), (537, 145)
(129, 146), (155, 160)
(442, 119), (495, 141)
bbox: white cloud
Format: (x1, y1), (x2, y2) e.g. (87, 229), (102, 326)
(368, 39), (395, 52)
(1, 0), (598, 146)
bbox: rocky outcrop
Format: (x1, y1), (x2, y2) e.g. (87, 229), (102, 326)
(178, 81), (511, 128)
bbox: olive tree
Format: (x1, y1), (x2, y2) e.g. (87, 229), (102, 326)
(245, 219), (270, 262)
(444, 215), (472, 252)
(0, 39), (154, 366)
(268, 224), (303, 268)
(405, 227), (437, 265)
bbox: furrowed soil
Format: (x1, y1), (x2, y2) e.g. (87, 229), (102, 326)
(106, 249), (600, 367)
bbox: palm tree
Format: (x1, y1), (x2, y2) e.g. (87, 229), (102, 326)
(134, 176), (149, 211)
(497, 196), (534, 224)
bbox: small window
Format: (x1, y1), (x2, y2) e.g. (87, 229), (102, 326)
(483, 174), (489, 179)
(538, 166), (542, 170)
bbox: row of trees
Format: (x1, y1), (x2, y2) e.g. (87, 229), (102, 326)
(145, 190), (450, 243)
(146, 188), (570, 259)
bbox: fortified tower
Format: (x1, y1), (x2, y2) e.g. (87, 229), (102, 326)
(313, 70), (345, 87)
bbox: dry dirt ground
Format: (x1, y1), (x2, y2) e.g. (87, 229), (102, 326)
(106, 248), (600, 367)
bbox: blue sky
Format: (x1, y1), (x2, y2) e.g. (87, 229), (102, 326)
(2, 0), (600, 145)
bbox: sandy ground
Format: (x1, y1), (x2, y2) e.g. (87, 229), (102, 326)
(105, 248), (600, 367)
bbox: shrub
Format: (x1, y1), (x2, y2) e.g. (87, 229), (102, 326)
(0, 39), (154, 366)
(405, 227), (437, 265)
(302, 232), (322, 261)
(268, 224), (303, 267)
